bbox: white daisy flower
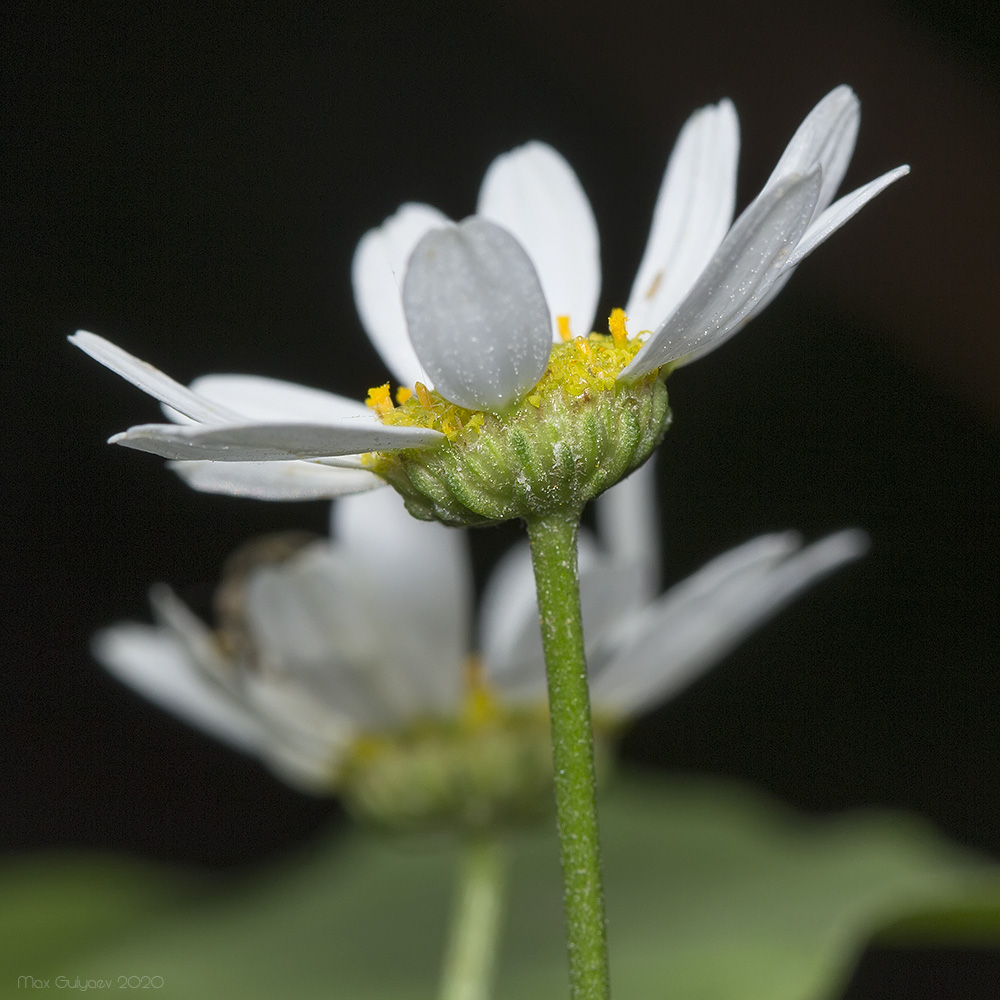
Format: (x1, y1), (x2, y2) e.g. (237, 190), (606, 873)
(93, 470), (866, 827)
(71, 85), (907, 519)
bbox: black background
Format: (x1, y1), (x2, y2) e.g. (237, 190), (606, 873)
(6, 1), (999, 995)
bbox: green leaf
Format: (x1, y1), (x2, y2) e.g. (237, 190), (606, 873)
(5, 772), (999, 999)
(0, 854), (195, 982)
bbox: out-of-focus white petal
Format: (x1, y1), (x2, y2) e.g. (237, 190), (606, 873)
(403, 218), (552, 411)
(352, 202), (449, 388)
(478, 142), (600, 341)
(619, 170), (822, 380)
(334, 489), (470, 715)
(595, 457), (660, 601)
(69, 332), (244, 424)
(592, 529), (868, 715)
(479, 541), (539, 690)
(246, 546), (380, 673)
(109, 419), (444, 461)
(765, 85), (859, 215)
(93, 623), (266, 754)
(626, 100), (739, 334)
(246, 530), (462, 724)
(480, 532), (643, 704)
(169, 460), (383, 500)
(239, 673), (357, 790)
(148, 583), (233, 686)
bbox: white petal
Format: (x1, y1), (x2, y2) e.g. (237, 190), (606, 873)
(479, 541), (539, 688)
(626, 100), (740, 334)
(70, 331), (244, 424)
(788, 164), (911, 269)
(402, 218), (552, 411)
(595, 457), (660, 601)
(175, 374), (373, 423)
(169, 460), (384, 500)
(110, 419), (444, 461)
(478, 142), (600, 340)
(239, 673), (356, 788)
(93, 623), (266, 754)
(620, 170), (822, 380)
(480, 532), (640, 704)
(352, 202), (449, 388)
(246, 546), (380, 673)
(247, 529), (463, 725)
(742, 165), (911, 327)
(592, 530), (868, 715)
(765, 85), (859, 214)
(334, 489), (470, 715)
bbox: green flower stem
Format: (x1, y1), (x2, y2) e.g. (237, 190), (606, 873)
(526, 508), (610, 1000)
(439, 835), (508, 1000)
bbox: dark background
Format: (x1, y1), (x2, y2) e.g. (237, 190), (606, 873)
(6, 2), (999, 995)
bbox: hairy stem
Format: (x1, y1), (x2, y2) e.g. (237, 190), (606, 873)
(526, 508), (610, 1000)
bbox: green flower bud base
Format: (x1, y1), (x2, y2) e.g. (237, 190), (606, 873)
(367, 333), (671, 527)
(341, 702), (616, 836)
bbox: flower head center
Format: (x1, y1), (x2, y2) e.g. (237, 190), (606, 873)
(364, 310), (644, 444)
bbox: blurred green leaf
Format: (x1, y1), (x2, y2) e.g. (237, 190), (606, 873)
(0, 854), (195, 980)
(4, 771), (998, 999)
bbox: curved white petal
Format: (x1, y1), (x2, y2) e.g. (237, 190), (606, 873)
(403, 218), (553, 410)
(110, 419), (444, 461)
(765, 85), (859, 215)
(478, 142), (600, 341)
(742, 164), (912, 327)
(70, 331), (244, 424)
(620, 170), (821, 380)
(169, 460), (384, 500)
(595, 457), (660, 601)
(93, 623), (266, 754)
(592, 529), (868, 715)
(334, 489), (470, 715)
(788, 164), (911, 270)
(626, 100), (740, 334)
(352, 202), (449, 388)
(177, 375), (373, 423)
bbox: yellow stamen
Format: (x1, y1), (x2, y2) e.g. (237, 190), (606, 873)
(415, 381), (434, 409)
(365, 383), (395, 416)
(556, 315), (573, 342)
(608, 308), (629, 346)
(395, 385), (413, 404)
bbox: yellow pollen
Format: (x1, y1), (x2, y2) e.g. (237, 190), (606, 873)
(364, 329), (646, 451)
(365, 383), (395, 416)
(608, 308), (629, 346)
(415, 381), (434, 409)
(556, 315), (573, 342)
(395, 385), (413, 404)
